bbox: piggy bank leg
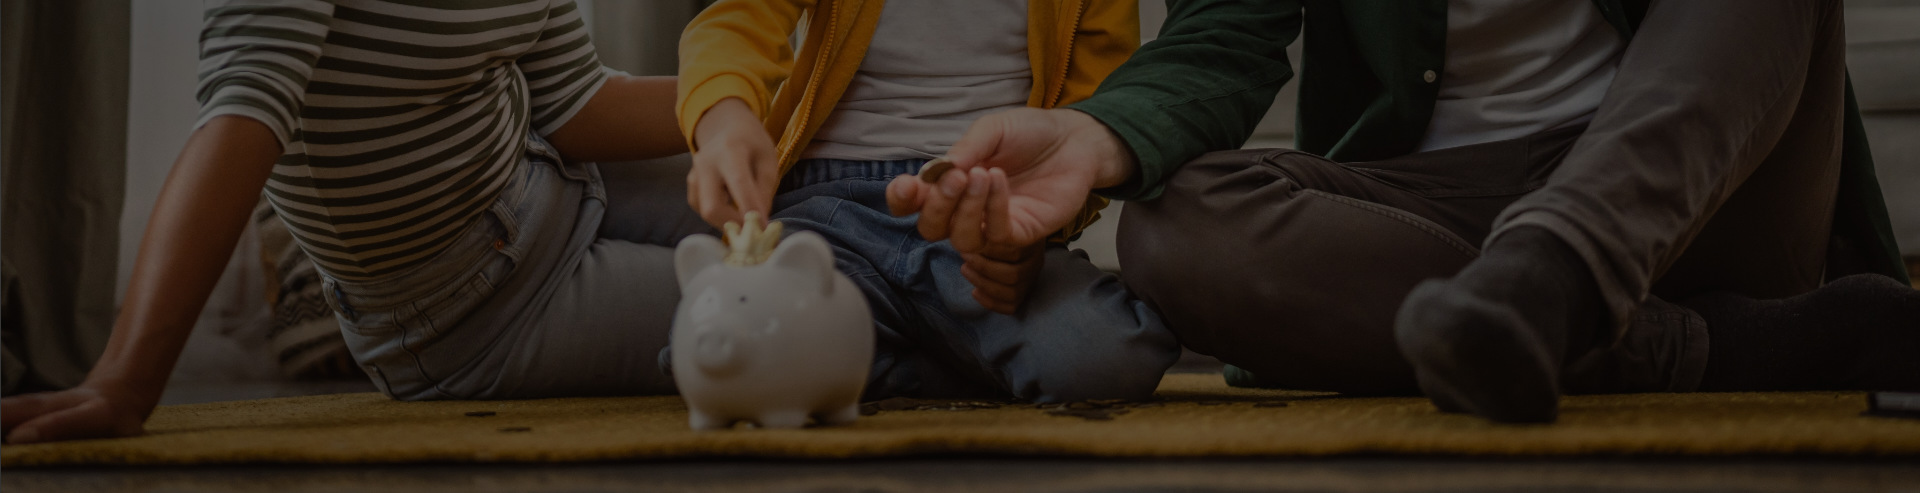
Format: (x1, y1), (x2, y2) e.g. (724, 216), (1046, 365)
(815, 403), (861, 426)
(753, 410), (810, 429)
(687, 409), (731, 431)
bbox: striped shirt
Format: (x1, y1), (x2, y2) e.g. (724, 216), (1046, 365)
(196, 0), (610, 280)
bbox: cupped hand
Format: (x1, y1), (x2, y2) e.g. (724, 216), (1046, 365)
(2, 382), (151, 444)
(955, 167), (1044, 314)
(892, 108), (1133, 247)
(889, 166), (1047, 314)
(689, 98), (780, 230)
(885, 108), (1133, 312)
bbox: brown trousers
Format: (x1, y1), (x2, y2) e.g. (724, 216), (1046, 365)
(1117, 0), (1846, 395)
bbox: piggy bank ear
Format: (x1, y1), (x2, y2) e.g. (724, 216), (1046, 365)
(674, 234), (729, 288)
(768, 231), (837, 294)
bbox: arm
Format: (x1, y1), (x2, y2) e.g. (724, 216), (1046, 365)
(676, 0), (810, 229)
(933, 0), (1139, 313)
(545, 75), (689, 162)
(892, 0), (1303, 236)
(674, 0), (809, 151)
(2, 0), (327, 444)
(884, 0), (1301, 310)
(1, 117), (280, 443)
(518, 0), (687, 162)
(1068, 0), (1302, 200)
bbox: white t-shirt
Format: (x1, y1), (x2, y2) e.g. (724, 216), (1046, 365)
(1417, 0), (1625, 152)
(800, 0), (1034, 161)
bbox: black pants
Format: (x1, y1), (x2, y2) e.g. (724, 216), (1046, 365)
(1118, 0), (1846, 395)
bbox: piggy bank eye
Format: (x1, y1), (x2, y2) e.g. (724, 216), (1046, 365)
(738, 296), (747, 304)
(690, 288), (722, 322)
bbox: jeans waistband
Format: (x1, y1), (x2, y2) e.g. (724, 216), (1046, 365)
(781, 158), (929, 192)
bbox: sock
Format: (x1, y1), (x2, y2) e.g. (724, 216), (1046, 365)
(1687, 273), (1920, 392)
(1396, 226), (1606, 423)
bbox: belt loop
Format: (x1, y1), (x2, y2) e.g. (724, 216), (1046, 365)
(335, 285), (357, 319)
(781, 158), (928, 191)
(488, 202), (521, 247)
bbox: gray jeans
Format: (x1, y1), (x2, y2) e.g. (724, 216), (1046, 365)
(774, 159), (1181, 403)
(1119, 0), (1845, 395)
(329, 137), (709, 400)
(326, 144), (1179, 403)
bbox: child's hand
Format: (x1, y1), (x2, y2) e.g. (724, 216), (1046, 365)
(962, 245), (1044, 314)
(689, 98), (779, 230)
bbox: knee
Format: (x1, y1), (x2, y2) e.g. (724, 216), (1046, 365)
(1009, 301), (1182, 403)
(1017, 338), (1179, 403)
(1114, 199), (1231, 305)
(1113, 197), (1269, 356)
(1114, 150), (1319, 295)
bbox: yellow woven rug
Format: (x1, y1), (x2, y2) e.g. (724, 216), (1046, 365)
(5, 374), (1918, 466)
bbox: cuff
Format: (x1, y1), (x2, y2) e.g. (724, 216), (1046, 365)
(1068, 93), (1168, 201)
(678, 73), (765, 153)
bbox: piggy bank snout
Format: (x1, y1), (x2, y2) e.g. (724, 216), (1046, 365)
(691, 327), (748, 377)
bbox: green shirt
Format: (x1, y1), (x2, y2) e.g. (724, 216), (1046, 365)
(1070, 0), (1908, 284)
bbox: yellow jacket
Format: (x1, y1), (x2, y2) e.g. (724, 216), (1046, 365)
(676, 0), (1139, 238)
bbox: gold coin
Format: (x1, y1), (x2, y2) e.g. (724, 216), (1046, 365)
(918, 158), (955, 183)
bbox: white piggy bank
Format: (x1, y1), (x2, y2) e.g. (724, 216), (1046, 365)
(670, 230), (874, 430)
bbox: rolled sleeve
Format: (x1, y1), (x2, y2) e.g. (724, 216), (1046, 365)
(194, 0), (333, 146)
(519, 0), (612, 136)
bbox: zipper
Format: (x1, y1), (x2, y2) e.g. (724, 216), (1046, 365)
(778, 1), (840, 168)
(1045, 0), (1086, 108)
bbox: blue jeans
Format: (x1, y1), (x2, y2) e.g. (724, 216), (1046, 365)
(774, 159), (1181, 402)
(327, 136), (709, 400)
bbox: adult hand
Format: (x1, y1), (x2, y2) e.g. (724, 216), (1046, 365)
(2, 381), (151, 444)
(885, 108), (1134, 312)
(0, 115), (283, 445)
(966, 168), (1046, 314)
(689, 97), (779, 229)
(919, 167), (1045, 314)
(887, 107), (1134, 247)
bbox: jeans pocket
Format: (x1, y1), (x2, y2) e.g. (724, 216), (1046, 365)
(378, 264), (505, 400)
(326, 211), (517, 400)
(411, 264), (503, 341)
(324, 278), (409, 398)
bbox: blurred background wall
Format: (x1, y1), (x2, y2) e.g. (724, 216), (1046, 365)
(1849, 0), (1920, 261)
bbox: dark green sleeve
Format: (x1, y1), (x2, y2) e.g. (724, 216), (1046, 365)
(1067, 0), (1302, 201)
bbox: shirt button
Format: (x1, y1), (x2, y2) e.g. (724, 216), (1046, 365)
(493, 239), (506, 251)
(1423, 70), (1438, 83)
